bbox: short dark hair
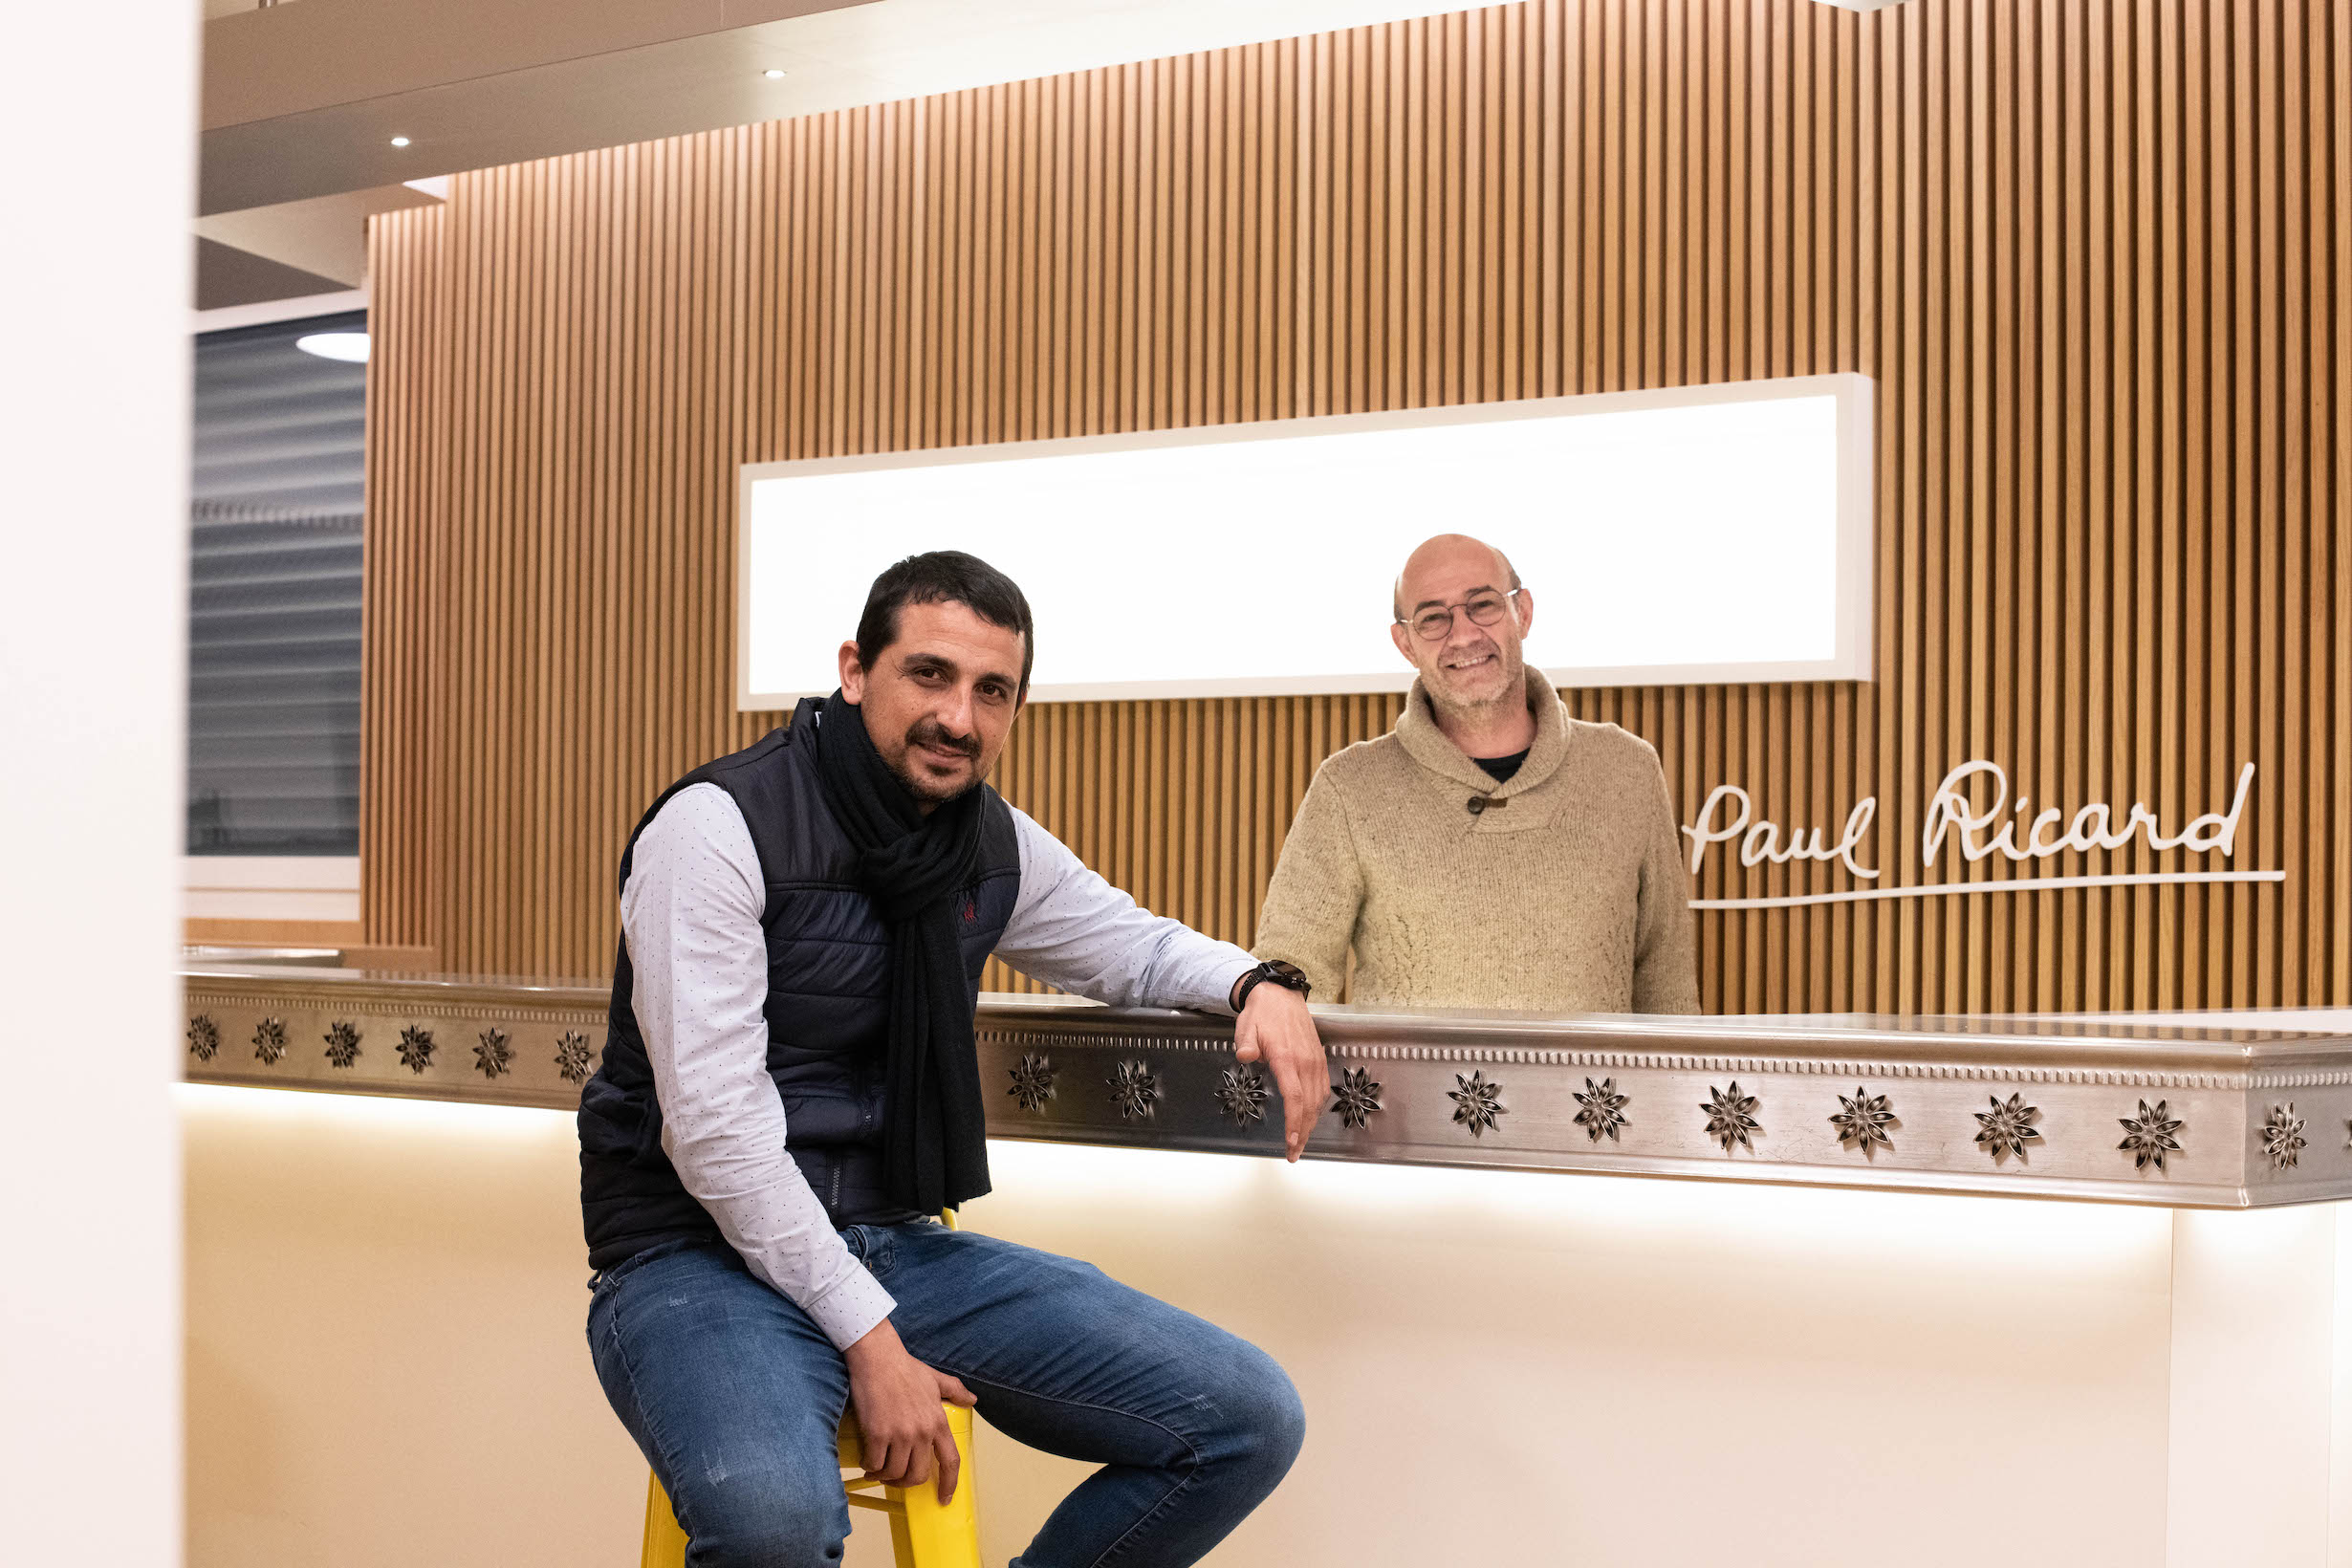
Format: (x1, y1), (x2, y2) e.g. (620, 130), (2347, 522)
(855, 551), (1035, 692)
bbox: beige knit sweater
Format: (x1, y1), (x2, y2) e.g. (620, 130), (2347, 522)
(1253, 671), (1700, 1013)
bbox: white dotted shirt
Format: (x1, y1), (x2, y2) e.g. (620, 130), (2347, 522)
(621, 783), (1255, 1350)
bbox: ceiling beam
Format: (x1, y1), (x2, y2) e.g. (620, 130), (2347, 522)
(200, 0), (873, 214)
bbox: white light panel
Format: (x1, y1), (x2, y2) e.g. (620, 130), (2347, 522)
(738, 374), (1872, 707)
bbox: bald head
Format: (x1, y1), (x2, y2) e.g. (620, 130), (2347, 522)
(1392, 534), (1520, 623)
(1386, 533), (1535, 723)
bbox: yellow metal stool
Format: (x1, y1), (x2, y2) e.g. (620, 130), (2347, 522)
(639, 1214), (982, 1568)
(639, 1402), (981, 1568)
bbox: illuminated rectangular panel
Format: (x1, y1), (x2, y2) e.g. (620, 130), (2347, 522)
(737, 374), (1872, 707)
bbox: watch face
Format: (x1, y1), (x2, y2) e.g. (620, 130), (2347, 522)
(1265, 961), (1309, 991)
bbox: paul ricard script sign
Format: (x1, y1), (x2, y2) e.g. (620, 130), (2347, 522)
(1681, 761), (2284, 910)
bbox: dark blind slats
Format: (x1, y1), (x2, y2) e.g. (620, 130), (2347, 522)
(188, 311), (366, 855)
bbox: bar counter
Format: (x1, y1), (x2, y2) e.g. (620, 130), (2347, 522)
(182, 964), (2352, 1209)
(177, 962), (2352, 1567)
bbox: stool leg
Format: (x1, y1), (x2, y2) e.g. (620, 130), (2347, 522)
(882, 1405), (982, 1568)
(885, 1512), (920, 1568)
(642, 1472), (689, 1568)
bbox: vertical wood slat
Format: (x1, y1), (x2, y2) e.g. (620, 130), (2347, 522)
(362, 0), (2349, 1013)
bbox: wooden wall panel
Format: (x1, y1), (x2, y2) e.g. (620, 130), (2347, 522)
(362, 0), (2350, 1013)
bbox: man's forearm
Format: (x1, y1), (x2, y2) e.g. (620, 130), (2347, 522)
(998, 806), (1257, 1012)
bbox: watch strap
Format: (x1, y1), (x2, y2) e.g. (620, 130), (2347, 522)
(1234, 960), (1310, 1011)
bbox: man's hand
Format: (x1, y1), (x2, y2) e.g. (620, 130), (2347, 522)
(1231, 980), (1326, 1160)
(843, 1319), (977, 1504)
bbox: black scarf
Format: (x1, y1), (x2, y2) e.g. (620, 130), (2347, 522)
(812, 691), (993, 1214)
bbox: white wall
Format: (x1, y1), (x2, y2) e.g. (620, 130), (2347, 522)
(182, 1089), (638, 1566)
(185, 1089), (2193, 1568)
(184, 857), (362, 924)
(0, 7), (197, 1564)
(2163, 1207), (2352, 1567)
(969, 1142), (2174, 1568)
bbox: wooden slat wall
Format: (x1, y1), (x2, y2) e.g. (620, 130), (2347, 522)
(361, 0), (2350, 1013)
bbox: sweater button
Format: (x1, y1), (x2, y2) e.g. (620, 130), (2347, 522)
(1467, 796), (1486, 816)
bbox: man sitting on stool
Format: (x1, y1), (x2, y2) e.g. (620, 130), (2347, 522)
(578, 551), (1320, 1566)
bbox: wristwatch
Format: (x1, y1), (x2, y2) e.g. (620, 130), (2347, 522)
(1232, 958), (1312, 1011)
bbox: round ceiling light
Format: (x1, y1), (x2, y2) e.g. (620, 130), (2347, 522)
(389, 135), (412, 147)
(294, 332), (371, 364)
(762, 68), (786, 79)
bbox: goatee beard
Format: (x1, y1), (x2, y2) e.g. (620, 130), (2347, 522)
(1426, 655), (1525, 726)
(889, 761), (971, 804)
(891, 719), (981, 803)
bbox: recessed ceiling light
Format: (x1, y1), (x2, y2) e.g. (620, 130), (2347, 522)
(389, 136), (411, 147)
(762, 68), (786, 79)
(295, 332), (370, 364)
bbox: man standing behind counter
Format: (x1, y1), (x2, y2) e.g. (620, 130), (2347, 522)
(1252, 534), (1700, 1013)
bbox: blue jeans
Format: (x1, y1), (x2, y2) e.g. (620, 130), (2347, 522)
(586, 1224), (1305, 1567)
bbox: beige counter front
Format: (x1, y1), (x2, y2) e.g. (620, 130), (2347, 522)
(181, 973), (2352, 1567)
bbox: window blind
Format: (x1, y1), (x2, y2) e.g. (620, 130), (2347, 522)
(187, 310), (365, 855)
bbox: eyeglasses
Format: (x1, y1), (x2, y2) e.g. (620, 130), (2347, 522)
(1398, 588), (1521, 642)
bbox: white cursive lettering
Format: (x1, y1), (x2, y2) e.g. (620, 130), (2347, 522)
(1921, 760), (2254, 869)
(1688, 760), (2262, 907)
(1683, 784), (1750, 876)
(1920, 761), (2009, 865)
(1682, 784), (1878, 880)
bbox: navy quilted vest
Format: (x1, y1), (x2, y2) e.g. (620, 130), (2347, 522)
(578, 700), (1021, 1271)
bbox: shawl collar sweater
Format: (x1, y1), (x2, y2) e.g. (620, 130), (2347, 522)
(1253, 669), (1700, 1013)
